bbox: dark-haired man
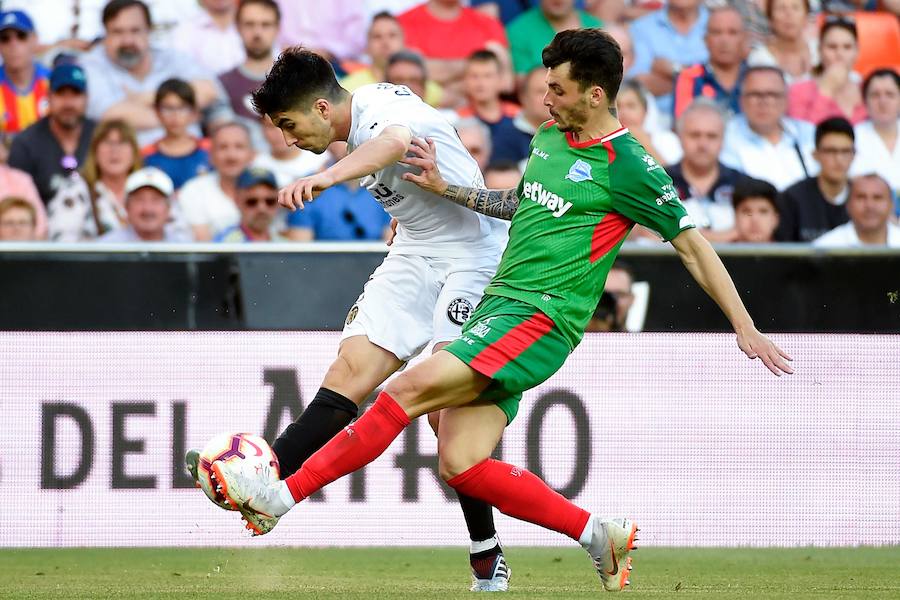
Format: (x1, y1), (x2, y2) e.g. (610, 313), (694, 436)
(82, 0), (223, 146)
(188, 47), (512, 591)
(211, 30), (792, 593)
(776, 117), (853, 242)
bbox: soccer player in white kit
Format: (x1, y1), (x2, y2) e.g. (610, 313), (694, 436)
(186, 47), (511, 591)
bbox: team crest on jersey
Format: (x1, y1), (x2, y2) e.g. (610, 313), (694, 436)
(446, 297), (474, 326)
(345, 305), (359, 326)
(565, 159), (593, 183)
(641, 154), (661, 172)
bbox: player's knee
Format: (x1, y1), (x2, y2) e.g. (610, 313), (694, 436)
(438, 448), (480, 482)
(384, 369), (432, 404)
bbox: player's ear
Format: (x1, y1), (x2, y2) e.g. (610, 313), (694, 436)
(314, 98), (330, 120)
(589, 85), (605, 108)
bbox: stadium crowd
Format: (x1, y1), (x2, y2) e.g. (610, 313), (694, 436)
(0, 0), (898, 247)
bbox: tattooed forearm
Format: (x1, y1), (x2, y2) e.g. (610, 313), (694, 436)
(442, 185), (520, 220)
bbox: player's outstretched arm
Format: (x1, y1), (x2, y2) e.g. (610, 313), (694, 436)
(279, 125), (412, 210)
(401, 137), (520, 220)
(670, 228), (794, 376)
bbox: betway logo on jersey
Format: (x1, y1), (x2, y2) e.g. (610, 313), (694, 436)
(522, 181), (573, 218)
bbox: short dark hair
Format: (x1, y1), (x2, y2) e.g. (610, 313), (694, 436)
(819, 15), (857, 43)
(542, 28), (623, 100)
(765, 0), (809, 21)
(155, 78), (196, 108)
(370, 10), (397, 25)
(863, 68), (900, 100)
(815, 116), (854, 147)
(467, 49), (501, 69)
(251, 47), (346, 116)
(237, 0), (280, 23)
(732, 177), (779, 212)
(610, 259), (634, 280)
(387, 49), (426, 72)
(102, 0), (152, 28)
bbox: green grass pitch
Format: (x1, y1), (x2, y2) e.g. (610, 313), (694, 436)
(2, 547), (898, 599)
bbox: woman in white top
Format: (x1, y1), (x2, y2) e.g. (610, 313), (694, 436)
(747, 0), (818, 86)
(851, 69), (900, 196)
(616, 79), (683, 166)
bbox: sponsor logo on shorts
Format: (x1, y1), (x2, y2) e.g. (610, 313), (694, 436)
(446, 297), (474, 326)
(345, 305), (359, 326)
(469, 316), (500, 339)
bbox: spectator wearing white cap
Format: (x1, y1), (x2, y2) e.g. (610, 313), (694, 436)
(100, 167), (192, 241)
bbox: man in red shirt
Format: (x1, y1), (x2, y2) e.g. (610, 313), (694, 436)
(398, 1), (511, 104)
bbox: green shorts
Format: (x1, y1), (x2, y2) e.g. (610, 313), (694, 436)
(443, 294), (571, 424)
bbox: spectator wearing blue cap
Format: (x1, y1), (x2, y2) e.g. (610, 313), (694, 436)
(0, 10), (50, 135)
(214, 166), (287, 242)
(8, 63), (95, 204)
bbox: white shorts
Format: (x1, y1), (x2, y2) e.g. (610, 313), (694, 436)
(341, 252), (498, 362)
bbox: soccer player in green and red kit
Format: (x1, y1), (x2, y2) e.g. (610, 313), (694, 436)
(212, 29), (793, 592)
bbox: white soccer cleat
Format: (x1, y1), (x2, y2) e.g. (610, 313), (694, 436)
(585, 517), (638, 592)
(210, 460), (289, 536)
(470, 551), (511, 592)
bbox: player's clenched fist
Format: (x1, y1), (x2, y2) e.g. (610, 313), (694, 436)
(401, 137), (449, 196)
(278, 171), (334, 210)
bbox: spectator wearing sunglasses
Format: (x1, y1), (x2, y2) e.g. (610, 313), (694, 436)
(215, 166), (287, 242)
(286, 178), (392, 242)
(0, 10), (49, 135)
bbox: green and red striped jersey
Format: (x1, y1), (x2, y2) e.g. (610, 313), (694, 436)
(484, 121), (695, 348)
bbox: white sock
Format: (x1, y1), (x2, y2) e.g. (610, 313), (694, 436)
(578, 515), (595, 548)
(278, 480), (297, 509)
(470, 535), (500, 554)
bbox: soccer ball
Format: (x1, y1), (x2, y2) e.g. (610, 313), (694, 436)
(197, 432), (280, 511)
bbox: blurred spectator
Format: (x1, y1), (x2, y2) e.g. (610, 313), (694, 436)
(606, 262), (635, 331)
(850, 69), (900, 195)
(457, 50), (520, 140)
(455, 116), (492, 172)
(142, 79), (211, 189)
(777, 117), (853, 242)
(0, 10), (49, 135)
(252, 115), (331, 188)
(722, 66), (816, 190)
(483, 160), (522, 189)
(0, 1), (99, 55)
(628, 0), (709, 116)
(0, 196), (39, 240)
(491, 67), (550, 167)
(286, 179), (391, 242)
(787, 17), (866, 125)
(276, 1), (366, 64)
(215, 166), (287, 241)
(507, 0), (602, 76)
(747, 0), (816, 86)
(8, 63), (95, 205)
(605, 25), (634, 73)
(673, 6), (748, 120)
(179, 121), (254, 241)
(668, 99), (743, 242)
(732, 176), (780, 243)
(100, 166), (191, 242)
(364, 1), (422, 22)
(45, 119), (144, 241)
(82, 0), (223, 146)
(813, 173), (900, 247)
(585, 291), (620, 332)
(397, 1), (509, 103)
(171, 0), (243, 75)
(385, 51), (433, 102)
(342, 13), (445, 108)
(0, 159), (46, 238)
(219, 0), (280, 151)
(617, 79), (682, 165)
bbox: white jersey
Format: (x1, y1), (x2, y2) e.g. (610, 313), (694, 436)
(347, 83), (508, 259)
